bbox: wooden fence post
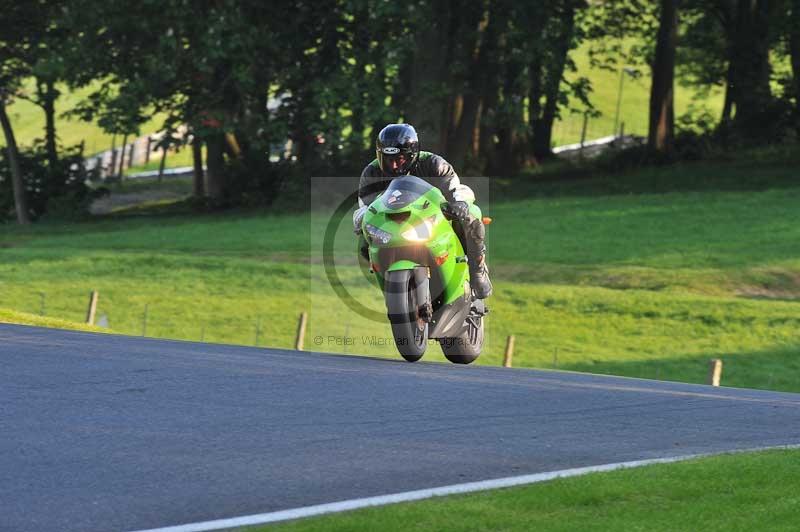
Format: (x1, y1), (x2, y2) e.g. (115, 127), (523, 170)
(117, 135), (128, 178)
(295, 312), (308, 351)
(86, 291), (99, 325)
(157, 146), (168, 182)
(580, 114), (589, 149)
(503, 335), (515, 368)
(142, 303), (149, 336)
(708, 359), (723, 387)
(109, 149), (118, 178)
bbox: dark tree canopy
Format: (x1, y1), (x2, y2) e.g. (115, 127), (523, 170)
(1, 0), (798, 222)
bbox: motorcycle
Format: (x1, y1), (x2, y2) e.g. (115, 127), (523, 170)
(360, 175), (489, 364)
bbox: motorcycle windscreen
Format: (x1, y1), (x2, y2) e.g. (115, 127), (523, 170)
(381, 175), (433, 210)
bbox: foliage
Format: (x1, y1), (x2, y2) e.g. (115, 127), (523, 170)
(678, 0), (799, 140)
(583, 0), (660, 72)
(2, 0), (798, 222)
(0, 142), (96, 222)
(52, 0), (605, 182)
(221, 152), (296, 208)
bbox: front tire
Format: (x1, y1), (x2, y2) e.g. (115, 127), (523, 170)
(385, 270), (428, 362)
(439, 315), (484, 364)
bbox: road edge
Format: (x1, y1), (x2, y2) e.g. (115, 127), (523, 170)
(129, 443), (800, 532)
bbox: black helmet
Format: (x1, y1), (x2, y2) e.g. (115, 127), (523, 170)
(376, 123), (419, 177)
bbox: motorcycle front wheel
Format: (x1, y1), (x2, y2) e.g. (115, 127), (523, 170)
(385, 270), (428, 362)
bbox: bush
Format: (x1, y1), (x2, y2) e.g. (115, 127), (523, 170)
(220, 150), (297, 209)
(0, 142), (98, 222)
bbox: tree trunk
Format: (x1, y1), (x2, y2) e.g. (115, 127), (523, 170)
(118, 134), (129, 179)
(108, 134), (117, 179)
(157, 144), (167, 183)
(493, 84), (525, 176)
(532, 2), (577, 160)
(490, 57), (525, 176)
(0, 99), (31, 225)
(527, 58), (543, 164)
(729, 0), (773, 136)
(720, 59), (735, 126)
(37, 78), (58, 169)
(404, 0), (457, 153)
(648, 0), (678, 153)
(192, 137), (205, 197)
(477, 80), (500, 170)
(447, 8), (495, 170)
(478, 1), (512, 173)
(369, 59), (392, 150)
(791, 0), (800, 129)
(349, 3), (370, 155)
(205, 133), (226, 200)
(709, 0), (736, 129)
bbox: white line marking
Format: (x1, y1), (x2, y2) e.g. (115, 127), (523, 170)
(128, 444), (800, 532)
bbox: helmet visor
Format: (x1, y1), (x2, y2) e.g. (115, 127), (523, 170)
(379, 151), (413, 176)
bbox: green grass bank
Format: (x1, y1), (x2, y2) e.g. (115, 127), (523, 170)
(0, 307), (107, 333)
(2, 148), (799, 391)
(259, 448), (800, 532)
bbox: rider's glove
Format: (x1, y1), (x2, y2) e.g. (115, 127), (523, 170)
(448, 201), (470, 221)
(353, 206), (367, 235)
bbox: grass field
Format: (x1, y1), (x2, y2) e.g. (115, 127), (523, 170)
(259, 448), (800, 531)
(2, 147), (799, 392)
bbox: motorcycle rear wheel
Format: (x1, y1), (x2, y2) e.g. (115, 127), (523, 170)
(439, 315), (484, 364)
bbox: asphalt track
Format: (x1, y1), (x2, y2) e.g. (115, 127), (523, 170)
(2, 323), (800, 532)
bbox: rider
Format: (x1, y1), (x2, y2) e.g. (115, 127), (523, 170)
(353, 123), (492, 299)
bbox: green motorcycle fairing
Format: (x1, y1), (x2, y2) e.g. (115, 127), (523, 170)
(361, 175), (481, 306)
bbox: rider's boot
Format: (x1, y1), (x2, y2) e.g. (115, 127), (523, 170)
(468, 247), (493, 299)
(358, 236), (369, 262)
(461, 216), (492, 299)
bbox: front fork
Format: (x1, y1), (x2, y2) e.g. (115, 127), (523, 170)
(413, 267), (433, 322)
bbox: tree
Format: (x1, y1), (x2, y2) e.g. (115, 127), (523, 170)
(0, 1), (69, 173)
(726, 0), (777, 135)
(0, 96), (29, 224)
(401, 0), (593, 172)
(648, 0), (678, 153)
(529, 0), (586, 161)
(791, 0), (800, 128)
(0, 1), (44, 224)
(27, 2), (68, 170)
(64, 0), (300, 201)
(446, 0), (502, 170)
(678, 0), (787, 137)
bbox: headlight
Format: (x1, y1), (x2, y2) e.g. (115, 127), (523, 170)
(364, 223), (392, 245)
(400, 215), (438, 242)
